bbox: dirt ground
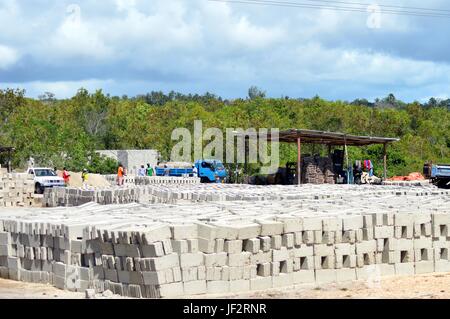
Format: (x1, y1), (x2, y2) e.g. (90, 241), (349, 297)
(1, 272), (450, 299)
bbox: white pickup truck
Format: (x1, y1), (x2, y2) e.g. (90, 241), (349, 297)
(27, 167), (65, 194)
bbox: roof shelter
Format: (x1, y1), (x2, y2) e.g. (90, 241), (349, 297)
(238, 129), (400, 184)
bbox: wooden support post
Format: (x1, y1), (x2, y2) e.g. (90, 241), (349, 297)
(383, 143), (387, 180)
(297, 138), (302, 185)
(244, 138), (248, 176)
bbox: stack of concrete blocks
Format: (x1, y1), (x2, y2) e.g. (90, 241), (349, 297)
(44, 187), (141, 207)
(0, 219), (91, 292)
(382, 180), (431, 187)
(1, 201), (448, 298)
(302, 156), (335, 185)
(104, 175), (136, 186)
(135, 176), (201, 186)
(0, 168), (41, 207)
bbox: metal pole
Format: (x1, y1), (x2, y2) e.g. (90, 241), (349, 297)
(383, 143), (387, 180)
(297, 138), (302, 185)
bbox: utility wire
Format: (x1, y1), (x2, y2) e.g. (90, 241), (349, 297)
(209, 0), (450, 18)
(272, 0), (450, 13)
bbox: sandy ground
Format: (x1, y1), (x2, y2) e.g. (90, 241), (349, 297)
(2, 272), (450, 299)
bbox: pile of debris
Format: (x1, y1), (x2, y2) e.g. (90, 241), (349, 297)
(0, 168), (42, 208)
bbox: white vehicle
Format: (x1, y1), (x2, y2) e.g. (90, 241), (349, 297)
(27, 167), (65, 194)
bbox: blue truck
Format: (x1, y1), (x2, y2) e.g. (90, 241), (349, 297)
(155, 160), (227, 183)
(425, 163), (450, 189)
(195, 159), (227, 183)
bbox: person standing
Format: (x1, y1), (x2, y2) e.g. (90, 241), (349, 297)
(117, 164), (124, 186)
(62, 167), (71, 186)
(138, 165), (147, 177)
(81, 169), (88, 189)
(192, 165), (198, 178)
(146, 164), (154, 177)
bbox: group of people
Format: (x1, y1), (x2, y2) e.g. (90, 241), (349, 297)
(55, 167), (89, 189)
(137, 164), (156, 177)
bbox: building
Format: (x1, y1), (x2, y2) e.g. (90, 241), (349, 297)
(96, 150), (160, 175)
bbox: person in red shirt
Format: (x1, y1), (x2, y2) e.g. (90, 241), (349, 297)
(62, 167), (70, 186)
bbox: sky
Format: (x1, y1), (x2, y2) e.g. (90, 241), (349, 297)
(1, 0), (450, 101)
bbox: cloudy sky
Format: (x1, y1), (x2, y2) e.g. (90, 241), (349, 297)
(1, 0), (450, 101)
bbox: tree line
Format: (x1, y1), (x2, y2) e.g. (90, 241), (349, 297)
(0, 87), (448, 177)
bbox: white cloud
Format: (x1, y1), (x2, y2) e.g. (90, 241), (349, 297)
(0, 45), (19, 69)
(1, 0), (450, 102)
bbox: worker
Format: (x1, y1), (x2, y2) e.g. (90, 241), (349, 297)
(62, 167), (71, 186)
(117, 164), (124, 186)
(81, 169), (88, 189)
(164, 164), (170, 176)
(192, 165), (198, 177)
(138, 165), (146, 177)
(146, 164), (154, 177)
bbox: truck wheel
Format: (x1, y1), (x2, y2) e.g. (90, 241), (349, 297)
(200, 177), (209, 184)
(35, 183), (44, 194)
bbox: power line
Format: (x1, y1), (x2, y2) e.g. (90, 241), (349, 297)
(283, 0), (450, 13)
(208, 0), (450, 18)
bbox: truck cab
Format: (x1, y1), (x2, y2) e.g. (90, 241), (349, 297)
(431, 164), (450, 189)
(27, 167), (65, 194)
(195, 159), (227, 183)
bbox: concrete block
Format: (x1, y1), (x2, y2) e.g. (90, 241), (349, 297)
(374, 226), (394, 239)
(159, 282), (184, 298)
(260, 236), (271, 252)
(187, 239), (199, 253)
(171, 240), (188, 254)
(141, 242), (164, 258)
(180, 253), (204, 268)
(207, 281), (230, 294)
(302, 217), (322, 231)
(257, 263), (271, 277)
(183, 280), (207, 295)
(435, 260), (450, 273)
(336, 268), (356, 282)
(171, 224), (197, 240)
(257, 220), (284, 236)
(282, 234), (294, 248)
(342, 216), (363, 231)
(395, 263), (415, 276)
(204, 252), (227, 267)
(293, 245), (313, 257)
(272, 247), (289, 262)
(244, 238), (260, 253)
(228, 252), (251, 267)
(415, 261), (434, 274)
(198, 238), (215, 253)
(315, 269), (336, 284)
(272, 273), (294, 288)
(149, 253), (180, 270)
(224, 240), (243, 254)
(229, 279), (250, 293)
(250, 276), (272, 291)
(292, 270), (315, 284)
(277, 217), (303, 233)
(271, 235), (282, 250)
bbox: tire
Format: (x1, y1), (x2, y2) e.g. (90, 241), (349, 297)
(35, 183), (44, 194)
(200, 177), (210, 184)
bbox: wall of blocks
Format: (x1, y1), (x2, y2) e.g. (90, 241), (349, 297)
(0, 168), (42, 208)
(1, 185), (449, 298)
